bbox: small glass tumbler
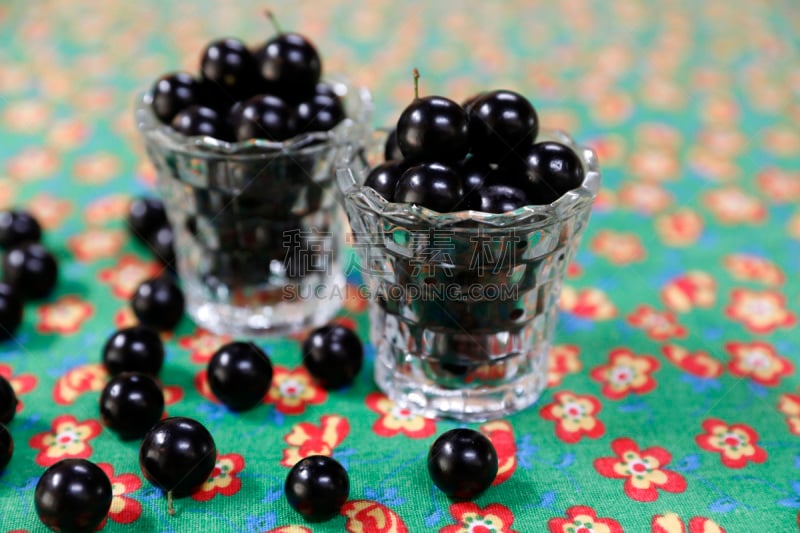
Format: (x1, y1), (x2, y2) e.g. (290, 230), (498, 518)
(337, 130), (600, 421)
(135, 81), (372, 336)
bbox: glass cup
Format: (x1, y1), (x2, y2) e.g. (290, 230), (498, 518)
(135, 80), (372, 336)
(337, 130), (600, 421)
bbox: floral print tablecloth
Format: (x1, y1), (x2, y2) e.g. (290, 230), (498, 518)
(1, 1), (799, 531)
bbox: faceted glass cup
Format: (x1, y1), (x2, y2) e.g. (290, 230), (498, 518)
(135, 81), (372, 336)
(337, 130), (600, 421)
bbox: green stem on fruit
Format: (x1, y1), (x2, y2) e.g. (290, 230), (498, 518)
(413, 68), (420, 100)
(167, 491), (175, 516)
(265, 9), (283, 34)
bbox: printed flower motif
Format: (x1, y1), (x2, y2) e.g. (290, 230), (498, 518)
(548, 505), (623, 533)
(725, 289), (796, 334)
(788, 212), (800, 241)
(629, 148), (679, 181)
(267, 366), (327, 415)
(343, 282), (368, 313)
(191, 453), (245, 501)
(778, 392), (800, 436)
(53, 364), (108, 405)
(688, 148), (740, 182)
(698, 128), (746, 156)
(756, 168), (800, 204)
(661, 271), (716, 313)
(593, 438), (687, 502)
(762, 125), (800, 156)
(695, 419), (767, 469)
(587, 134), (625, 167)
(5, 146), (58, 181)
(72, 152), (120, 184)
(265, 527), (312, 533)
(2, 99), (50, 132)
(178, 328), (233, 364)
(29, 415), (103, 467)
(655, 209), (704, 247)
(85, 194), (132, 226)
(281, 415), (350, 467)
(547, 345), (582, 387)
(627, 305), (687, 341)
(540, 391), (605, 443)
(341, 500), (409, 533)
(97, 463), (142, 524)
(99, 255), (162, 299)
(68, 228), (125, 261)
(704, 188), (766, 225)
(618, 182), (673, 214)
(559, 286), (617, 320)
(37, 296), (94, 335)
(651, 512), (727, 533)
(661, 345), (723, 379)
(194, 369), (217, 404)
(590, 348), (660, 400)
(480, 421), (516, 485)
(0, 179), (15, 209)
(28, 193), (72, 230)
(48, 118), (90, 150)
(723, 254), (784, 286)
(590, 230), (646, 265)
(0, 364), (37, 412)
(441, 502), (519, 533)
(724, 341), (792, 387)
(365, 392), (436, 439)
(114, 307), (138, 329)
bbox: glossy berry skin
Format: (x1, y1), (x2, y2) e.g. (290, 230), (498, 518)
(457, 156), (495, 195)
(200, 38), (260, 104)
(150, 72), (204, 124)
(519, 141), (585, 204)
(0, 423), (12, 473)
(383, 129), (403, 161)
(468, 90), (538, 163)
(34, 459), (112, 532)
(285, 455), (349, 522)
(302, 325), (363, 390)
(465, 184), (530, 214)
(2, 243), (58, 300)
(139, 417), (216, 497)
(127, 197), (168, 243)
(0, 375), (17, 424)
(100, 372), (164, 440)
(233, 94), (296, 142)
(131, 277), (184, 331)
(364, 160), (407, 202)
(207, 341), (273, 411)
(148, 226), (176, 269)
(295, 93), (344, 134)
(461, 92), (486, 115)
(427, 428), (498, 500)
(0, 210), (42, 249)
(394, 163), (464, 213)
(102, 325), (165, 376)
(396, 96), (469, 162)
(171, 105), (231, 140)
(256, 32), (322, 99)
(0, 282), (23, 341)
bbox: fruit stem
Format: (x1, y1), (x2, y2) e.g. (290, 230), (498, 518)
(167, 491), (175, 516)
(264, 9), (283, 34)
(413, 68), (420, 100)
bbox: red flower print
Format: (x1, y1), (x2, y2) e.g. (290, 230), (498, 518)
(590, 230), (646, 265)
(723, 254), (785, 285)
(725, 289), (796, 334)
(656, 209), (704, 247)
(162, 385), (184, 407)
(28, 193), (71, 228)
(341, 500), (409, 533)
(661, 345), (723, 379)
(29, 415), (102, 467)
(178, 329), (232, 364)
(763, 126), (800, 157)
(688, 148), (739, 183)
(651, 512), (727, 533)
(627, 305), (687, 341)
(704, 187), (766, 224)
(629, 148), (679, 181)
(99, 255), (162, 299)
(778, 392), (800, 436)
(49, 118), (90, 151)
(548, 505), (623, 533)
(264, 527), (312, 533)
(52, 364), (107, 405)
(547, 345), (582, 387)
(6, 146), (58, 181)
(567, 262), (583, 278)
(267, 366), (327, 415)
(97, 463), (142, 525)
(618, 182), (673, 214)
(540, 391), (605, 444)
(559, 286), (617, 320)
(590, 348), (660, 400)
(365, 392), (436, 439)
(479, 421), (516, 485)
(695, 419), (767, 469)
(37, 296), (94, 335)
(68, 228), (125, 262)
(85, 194), (131, 226)
(191, 453), (244, 501)
(698, 128), (745, 156)
(281, 415), (350, 467)
(661, 271), (716, 313)
(687, 517), (726, 533)
(194, 369), (217, 404)
(441, 502), (519, 533)
(593, 438), (686, 502)
(73, 152), (120, 184)
(0, 364), (37, 412)
(724, 341), (792, 386)
(343, 282), (368, 313)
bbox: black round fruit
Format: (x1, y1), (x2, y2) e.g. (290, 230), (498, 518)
(131, 277), (184, 331)
(383, 129), (403, 161)
(468, 90), (538, 163)
(147, 225), (176, 269)
(302, 325), (363, 390)
(0, 210), (42, 249)
(100, 372), (165, 440)
(34, 459), (112, 532)
(233, 94), (296, 142)
(207, 341), (273, 411)
(102, 325), (165, 376)
(465, 184), (530, 214)
(394, 162), (464, 213)
(150, 72), (204, 124)
(396, 95), (469, 162)
(200, 38), (260, 104)
(2, 243), (58, 300)
(256, 31), (322, 99)
(284, 455), (349, 522)
(427, 428), (498, 500)
(456, 156), (495, 195)
(519, 141), (585, 204)
(171, 105), (231, 140)
(139, 417), (216, 497)
(0, 423), (12, 473)
(127, 197), (168, 243)
(295, 93), (344, 134)
(0, 282), (23, 341)
(363, 160), (407, 202)
(0, 375), (17, 425)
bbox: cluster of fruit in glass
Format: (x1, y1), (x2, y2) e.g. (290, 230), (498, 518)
(149, 12), (344, 143)
(365, 71), (586, 214)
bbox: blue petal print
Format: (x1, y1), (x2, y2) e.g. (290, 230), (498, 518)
(708, 497), (737, 513)
(673, 454), (701, 473)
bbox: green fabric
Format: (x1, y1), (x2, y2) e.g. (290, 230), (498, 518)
(1, 1), (799, 531)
